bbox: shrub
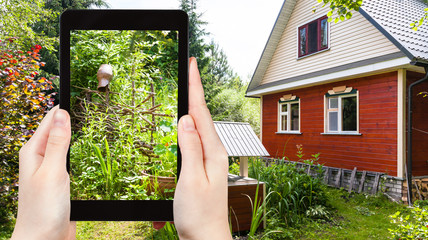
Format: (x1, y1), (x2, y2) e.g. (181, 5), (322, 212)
(0, 38), (55, 223)
(389, 205), (428, 239)
(249, 156), (328, 227)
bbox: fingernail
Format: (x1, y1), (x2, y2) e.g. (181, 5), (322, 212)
(182, 116), (195, 132)
(54, 109), (67, 127)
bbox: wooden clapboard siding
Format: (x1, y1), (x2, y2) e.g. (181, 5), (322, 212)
(406, 71), (428, 176)
(260, 0), (401, 85)
(262, 72), (399, 175)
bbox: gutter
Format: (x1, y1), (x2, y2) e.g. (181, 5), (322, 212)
(407, 64), (428, 206)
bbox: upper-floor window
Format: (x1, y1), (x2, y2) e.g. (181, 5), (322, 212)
(298, 16), (329, 58)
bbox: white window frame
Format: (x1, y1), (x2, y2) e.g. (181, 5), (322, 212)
(323, 92), (360, 135)
(277, 100), (301, 134)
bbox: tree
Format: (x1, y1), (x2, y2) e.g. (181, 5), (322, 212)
(34, 0), (110, 76)
(179, 0), (235, 106)
(0, 0), (56, 51)
(179, 0), (260, 132)
(179, 0), (210, 69)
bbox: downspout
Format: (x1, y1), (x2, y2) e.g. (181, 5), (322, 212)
(407, 65), (428, 206)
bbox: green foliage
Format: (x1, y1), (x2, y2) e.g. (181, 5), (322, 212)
(249, 156), (328, 228)
(180, 0), (247, 121)
(210, 84), (260, 134)
(153, 222), (179, 240)
(315, 0), (362, 23)
(229, 159), (240, 175)
(180, 0), (210, 69)
(0, 38), (55, 223)
(69, 30), (178, 200)
(389, 205), (428, 240)
(0, 0), (57, 51)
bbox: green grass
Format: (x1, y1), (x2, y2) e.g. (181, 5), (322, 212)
(76, 221), (157, 240)
(296, 187), (409, 240)
(0, 187), (410, 240)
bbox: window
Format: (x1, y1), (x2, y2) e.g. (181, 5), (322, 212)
(278, 100), (300, 132)
(326, 93), (358, 133)
(298, 16), (329, 58)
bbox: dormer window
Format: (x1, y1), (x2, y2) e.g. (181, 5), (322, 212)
(298, 16), (329, 58)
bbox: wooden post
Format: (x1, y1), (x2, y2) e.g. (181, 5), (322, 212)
(335, 169), (342, 187)
(239, 156), (248, 177)
(348, 167), (357, 193)
(358, 171), (367, 193)
(324, 167), (330, 185)
(340, 169), (345, 188)
(372, 173), (381, 195)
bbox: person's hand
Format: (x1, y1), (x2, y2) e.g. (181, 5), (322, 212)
(11, 105), (76, 240)
(174, 57), (232, 240)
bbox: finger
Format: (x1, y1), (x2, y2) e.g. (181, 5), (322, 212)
(19, 105), (59, 177)
(177, 115), (205, 180)
(67, 222), (77, 240)
(187, 58), (227, 177)
(23, 105), (59, 157)
(39, 108), (71, 176)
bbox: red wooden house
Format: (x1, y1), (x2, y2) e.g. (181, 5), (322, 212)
(246, 0), (428, 181)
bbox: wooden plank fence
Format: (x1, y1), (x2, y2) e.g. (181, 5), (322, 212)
(260, 157), (384, 195)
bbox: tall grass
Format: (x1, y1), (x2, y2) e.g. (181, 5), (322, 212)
(249, 157), (328, 227)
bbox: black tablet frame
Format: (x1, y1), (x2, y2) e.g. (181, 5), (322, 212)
(60, 10), (188, 221)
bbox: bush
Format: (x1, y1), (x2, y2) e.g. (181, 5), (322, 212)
(0, 38), (55, 223)
(249, 156), (328, 228)
(389, 205), (428, 239)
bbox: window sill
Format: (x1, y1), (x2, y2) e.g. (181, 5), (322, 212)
(321, 132), (362, 136)
(276, 132), (302, 135)
(297, 47), (330, 60)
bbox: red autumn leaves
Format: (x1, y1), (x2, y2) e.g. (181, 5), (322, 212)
(0, 37), (55, 145)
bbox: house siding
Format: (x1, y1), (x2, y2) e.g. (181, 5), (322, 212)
(262, 72), (398, 175)
(407, 71), (428, 176)
(260, 0), (401, 86)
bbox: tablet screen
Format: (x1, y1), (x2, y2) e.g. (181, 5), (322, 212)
(60, 10), (188, 220)
(69, 30), (178, 201)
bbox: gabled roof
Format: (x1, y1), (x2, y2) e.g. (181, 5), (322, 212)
(247, 0), (428, 95)
(214, 121), (269, 157)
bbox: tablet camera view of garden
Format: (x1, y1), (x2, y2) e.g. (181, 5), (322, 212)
(70, 30), (178, 201)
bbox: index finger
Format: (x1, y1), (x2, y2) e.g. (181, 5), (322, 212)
(187, 57), (228, 178)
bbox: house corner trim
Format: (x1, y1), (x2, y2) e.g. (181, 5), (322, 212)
(397, 69), (406, 178)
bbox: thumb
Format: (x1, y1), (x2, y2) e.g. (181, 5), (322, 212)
(177, 115), (204, 179)
(41, 108), (71, 175)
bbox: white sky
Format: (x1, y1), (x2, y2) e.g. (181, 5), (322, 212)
(103, 0), (284, 81)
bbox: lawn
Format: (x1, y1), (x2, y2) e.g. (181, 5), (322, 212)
(0, 186), (410, 240)
(69, 187), (408, 240)
(295, 188), (409, 240)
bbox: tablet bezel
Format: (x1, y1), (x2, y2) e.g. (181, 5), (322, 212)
(60, 9), (188, 221)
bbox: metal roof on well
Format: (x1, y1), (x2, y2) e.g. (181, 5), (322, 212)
(214, 121), (269, 157)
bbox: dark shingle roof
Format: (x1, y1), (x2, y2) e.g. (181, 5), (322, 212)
(361, 0), (428, 63)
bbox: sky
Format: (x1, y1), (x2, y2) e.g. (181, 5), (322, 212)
(103, 0), (284, 81)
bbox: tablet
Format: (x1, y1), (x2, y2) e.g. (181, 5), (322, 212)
(60, 10), (188, 221)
